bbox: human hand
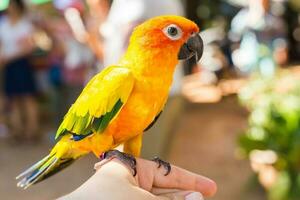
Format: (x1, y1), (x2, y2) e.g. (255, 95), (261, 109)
(58, 157), (217, 200)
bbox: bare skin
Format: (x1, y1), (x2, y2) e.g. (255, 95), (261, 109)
(58, 157), (217, 200)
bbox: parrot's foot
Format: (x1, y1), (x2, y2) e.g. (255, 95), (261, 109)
(100, 150), (137, 176)
(151, 157), (171, 176)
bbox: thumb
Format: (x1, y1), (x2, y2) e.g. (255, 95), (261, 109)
(152, 188), (204, 200)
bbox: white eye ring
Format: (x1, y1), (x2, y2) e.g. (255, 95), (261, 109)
(163, 24), (183, 41)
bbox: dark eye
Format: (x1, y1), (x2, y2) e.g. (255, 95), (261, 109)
(163, 24), (183, 40)
(168, 26), (178, 36)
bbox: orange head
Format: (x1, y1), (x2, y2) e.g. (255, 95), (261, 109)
(126, 15), (203, 64)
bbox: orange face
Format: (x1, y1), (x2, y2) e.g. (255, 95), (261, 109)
(131, 15), (199, 48)
(129, 15), (203, 63)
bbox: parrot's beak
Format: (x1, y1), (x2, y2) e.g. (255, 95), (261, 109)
(178, 34), (203, 62)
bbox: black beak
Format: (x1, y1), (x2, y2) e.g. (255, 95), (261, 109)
(178, 34), (203, 62)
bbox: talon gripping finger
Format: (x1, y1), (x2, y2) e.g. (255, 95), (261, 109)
(151, 157), (171, 176)
(102, 150), (137, 176)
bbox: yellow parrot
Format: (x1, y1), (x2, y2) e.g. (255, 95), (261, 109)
(16, 15), (203, 189)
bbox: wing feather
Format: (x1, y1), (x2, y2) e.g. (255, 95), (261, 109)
(55, 66), (135, 140)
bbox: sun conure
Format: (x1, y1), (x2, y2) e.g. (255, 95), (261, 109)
(16, 15), (203, 188)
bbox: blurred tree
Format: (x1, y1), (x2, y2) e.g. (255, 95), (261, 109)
(31, 0), (52, 4)
(238, 72), (300, 200)
(0, 0), (8, 11)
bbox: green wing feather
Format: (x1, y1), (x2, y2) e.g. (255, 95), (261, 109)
(55, 66), (135, 140)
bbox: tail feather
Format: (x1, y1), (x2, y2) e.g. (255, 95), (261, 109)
(35, 158), (75, 184)
(16, 154), (51, 180)
(17, 155), (59, 189)
(16, 136), (86, 189)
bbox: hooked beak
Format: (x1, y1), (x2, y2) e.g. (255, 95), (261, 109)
(178, 34), (203, 62)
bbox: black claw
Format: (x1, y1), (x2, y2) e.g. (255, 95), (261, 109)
(102, 150), (137, 176)
(152, 157), (171, 176)
(164, 163), (171, 176)
(100, 152), (106, 160)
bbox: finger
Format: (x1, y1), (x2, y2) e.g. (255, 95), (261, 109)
(94, 160), (167, 200)
(151, 188), (182, 195)
(152, 188), (204, 200)
(154, 165), (216, 197)
(137, 159), (217, 197)
(184, 192), (204, 200)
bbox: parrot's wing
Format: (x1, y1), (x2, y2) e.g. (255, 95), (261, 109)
(55, 66), (135, 140)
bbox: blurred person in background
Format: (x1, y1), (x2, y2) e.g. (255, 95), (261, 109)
(196, 17), (229, 85)
(0, 10), (8, 138)
(230, 0), (288, 77)
(100, 0), (184, 67)
(0, 0), (38, 143)
(46, 17), (67, 129)
(62, 28), (94, 108)
(45, 11), (95, 139)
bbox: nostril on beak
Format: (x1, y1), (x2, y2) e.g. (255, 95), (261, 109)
(186, 34), (203, 61)
(178, 34), (204, 62)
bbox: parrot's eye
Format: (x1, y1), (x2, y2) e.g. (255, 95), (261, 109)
(168, 26), (178, 36)
(163, 24), (183, 40)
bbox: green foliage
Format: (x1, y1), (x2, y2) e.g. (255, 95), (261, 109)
(238, 72), (300, 200)
(0, 0), (8, 11)
(268, 171), (291, 200)
(30, 0), (52, 4)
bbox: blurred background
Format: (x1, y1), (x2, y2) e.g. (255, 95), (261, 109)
(1, 0), (300, 199)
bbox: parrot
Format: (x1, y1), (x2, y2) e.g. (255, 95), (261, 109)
(16, 15), (203, 189)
